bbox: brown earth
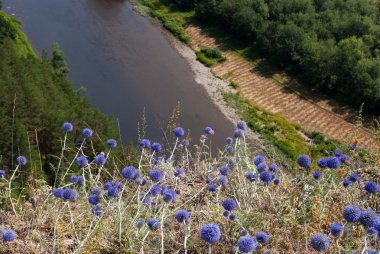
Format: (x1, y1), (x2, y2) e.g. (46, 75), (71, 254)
(185, 25), (379, 152)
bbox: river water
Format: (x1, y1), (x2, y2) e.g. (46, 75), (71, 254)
(3, 0), (234, 148)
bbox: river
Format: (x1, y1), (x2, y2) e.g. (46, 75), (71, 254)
(3, 0), (235, 149)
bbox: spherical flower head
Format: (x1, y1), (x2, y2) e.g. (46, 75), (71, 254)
(349, 144), (359, 152)
(317, 158), (327, 169)
(268, 164), (278, 172)
(2, 230), (16, 242)
(107, 186), (119, 198)
(226, 137), (233, 144)
(366, 227), (378, 236)
(297, 155), (311, 168)
(222, 198), (237, 211)
(238, 236), (257, 253)
(359, 209), (378, 228)
(334, 148), (343, 157)
(200, 223), (221, 244)
(62, 122), (73, 132)
(70, 175), (78, 184)
(147, 218), (160, 231)
(140, 196), (151, 207)
(136, 220), (145, 229)
(122, 166), (137, 180)
(208, 183), (218, 192)
(77, 176), (84, 186)
(174, 168), (184, 177)
(219, 166), (230, 176)
(274, 179), (280, 185)
(245, 172), (256, 181)
(229, 213), (236, 220)
(94, 154), (106, 167)
(91, 186), (103, 196)
(216, 175), (228, 187)
(349, 173), (359, 182)
(204, 126), (215, 135)
(364, 181), (378, 194)
(343, 179), (351, 188)
(343, 205), (361, 223)
(234, 129), (245, 139)
(223, 210), (229, 217)
(63, 188), (77, 201)
(340, 155), (352, 165)
(205, 177), (212, 184)
(368, 250), (378, 254)
(75, 156), (88, 168)
(226, 146), (234, 154)
(309, 233), (330, 252)
(82, 128), (93, 138)
(240, 229), (248, 236)
(91, 205), (103, 217)
(327, 156), (340, 169)
(175, 209), (190, 223)
(260, 171), (272, 185)
(330, 222), (343, 238)
(253, 155), (266, 166)
(257, 162), (266, 173)
(107, 139), (117, 149)
(162, 189), (176, 203)
(149, 169), (163, 182)
(0, 169), (5, 177)
(174, 127), (185, 138)
(140, 139), (151, 149)
(16, 156), (27, 166)
(313, 171), (322, 180)
(256, 231), (269, 244)
(151, 143), (162, 152)
(237, 120), (247, 131)
(87, 193), (100, 205)
(148, 184), (161, 197)
(104, 181), (113, 190)
(53, 188), (64, 198)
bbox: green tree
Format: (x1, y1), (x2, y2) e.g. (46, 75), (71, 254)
(51, 43), (69, 77)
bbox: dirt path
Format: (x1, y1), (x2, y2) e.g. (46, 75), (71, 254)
(185, 25), (379, 152)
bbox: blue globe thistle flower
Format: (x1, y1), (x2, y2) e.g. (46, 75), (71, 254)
(223, 210), (229, 217)
(330, 222), (343, 238)
(94, 154), (106, 167)
(317, 158), (327, 169)
(140, 139), (151, 149)
(151, 143), (162, 153)
(364, 181), (378, 194)
(237, 236), (257, 253)
(205, 177), (212, 184)
(245, 172), (256, 181)
(313, 171), (322, 180)
(70, 175), (78, 184)
(174, 168), (184, 177)
(349, 144), (358, 152)
(175, 210), (190, 223)
(16, 156), (27, 166)
(75, 156), (88, 168)
(107, 186), (119, 198)
(256, 231), (269, 244)
(149, 184), (161, 197)
(229, 213), (236, 220)
(256, 162), (266, 173)
(62, 122), (73, 132)
(366, 227), (378, 236)
(163, 189), (176, 203)
(368, 250), (378, 254)
(77, 176), (84, 186)
(115, 181), (123, 189)
(226, 137), (233, 144)
(200, 223), (221, 244)
(0, 169), (5, 177)
(237, 120), (247, 131)
(208, 183), (218, 192)
(122, 166), (137, 180)
(105, 139), (117, 149)
(104, 181), (113, 190)
(226, 146), (234, 154)
(174, 127), (185, 138)
(91, 186), (103, 196)
(240, 229), (248, 236)
(2, 230), (16, 242)
(204, 127), (215, 135)
(234, 129), (245, 139)
(149, 169), (163, 182)
(334, 149), (343, 157)
(222, 198), (236, 211)
(140, 178), (147, 186)
(63, 188), (77, 201)
(219, 166), (230, 176)
(216, 175), (228, 187)
(88, 194), (100, 205)
(343, 179), (351, 188)
(53, 188), (64, 198)
(260, 171), (272, 185)
(340, 155), (352, 165)
(327, 156), (340, 169)
(268, 164), (278, 172)
(82, 128), (93, 138)
(297, 155), (311, 168)
(349, 173), (359, 182)
(274, 179), (280, 186)
(91, 205), (103, 217)
(343, 205), (361, 223)
(359, 209), (378, 228)
(147, 218), (160, 231)
(140, 196), (151, 207)
(309, 233), (330, 252)
(253, 155), (266, 166)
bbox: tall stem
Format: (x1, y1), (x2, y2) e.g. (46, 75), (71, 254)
(8, 165), (20, 216)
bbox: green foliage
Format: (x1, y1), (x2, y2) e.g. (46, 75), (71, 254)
(229, 81), (239, 89)
(51, 43), (69, 77)
(196, 47), (226, 66)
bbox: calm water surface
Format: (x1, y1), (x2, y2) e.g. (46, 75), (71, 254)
(4, 0), (234, 148)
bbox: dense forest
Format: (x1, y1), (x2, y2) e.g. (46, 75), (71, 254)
(0, 10), (119, 183)
(175, 0), (380, 113)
